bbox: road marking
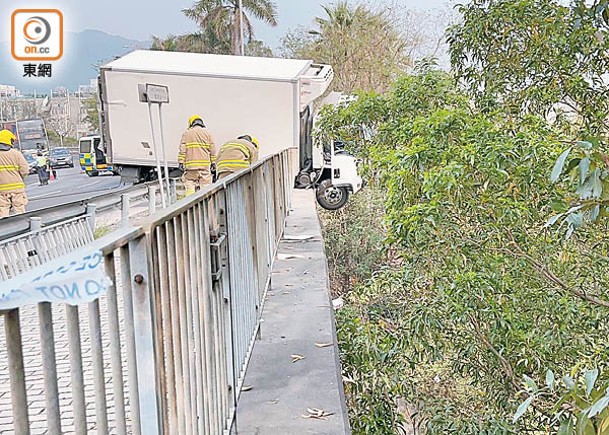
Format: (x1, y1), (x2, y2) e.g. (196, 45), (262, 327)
(29, 191), (62, 200)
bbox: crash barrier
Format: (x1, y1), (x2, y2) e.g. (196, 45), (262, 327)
(0, 212), (95, 282)
(0, 182), (177, 281)
(0, 179), (176, 241)
(0, 148), (297, 434)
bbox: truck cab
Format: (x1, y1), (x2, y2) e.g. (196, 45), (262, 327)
(295, 91), (363, 209)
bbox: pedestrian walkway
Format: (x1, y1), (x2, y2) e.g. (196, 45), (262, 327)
(235, 190), (351, 435)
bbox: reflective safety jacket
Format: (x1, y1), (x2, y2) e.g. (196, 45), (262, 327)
(0, 145), (29, 193)
(36, 155), (48, 167)
(216, 138), (259, 175)
(178, 125), (216, 170)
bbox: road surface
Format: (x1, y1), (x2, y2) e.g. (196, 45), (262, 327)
(25, 157), (129, 211)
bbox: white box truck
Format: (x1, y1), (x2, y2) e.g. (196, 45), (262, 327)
(98, 50), (363, 209)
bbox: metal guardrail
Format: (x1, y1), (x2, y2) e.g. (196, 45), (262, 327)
(0, 180), (168, 240)
(0, 148), (298, 434)
(0, 213), (95, 282)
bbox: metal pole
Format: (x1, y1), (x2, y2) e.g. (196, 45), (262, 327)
(39, 302), (62, 434)
(147, 102), (167, 208)
(121, 193), (130, 227)
(169, 178), (176, 204)
(148, 185), (157, 215)
(239, 0), (245, 55)
(29, 216), (42, 231)
(5, 309), (30, 433)
(86, 203), (97, 232)
(157, 104), (171, 201)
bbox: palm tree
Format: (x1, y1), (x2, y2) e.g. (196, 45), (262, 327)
(183, 0), (278, 55)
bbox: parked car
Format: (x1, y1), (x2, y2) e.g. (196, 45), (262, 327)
(23, 153), (37, 174)
(49, 147), (74, 168)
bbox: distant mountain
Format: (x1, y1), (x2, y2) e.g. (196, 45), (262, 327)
(0, 30), (150, 93)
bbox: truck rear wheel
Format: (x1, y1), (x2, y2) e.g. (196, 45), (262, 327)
(316, 179), (349, 210)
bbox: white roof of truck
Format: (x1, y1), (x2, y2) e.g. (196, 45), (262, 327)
(102, 50), (312, 81)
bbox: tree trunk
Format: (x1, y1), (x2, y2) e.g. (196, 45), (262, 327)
(232, 8), (240, 55)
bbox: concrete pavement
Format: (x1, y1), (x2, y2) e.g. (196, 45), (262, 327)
(235, 190), (351, 435)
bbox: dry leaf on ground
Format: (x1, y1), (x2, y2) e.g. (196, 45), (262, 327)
(315, 342), (333, 348)
(302, 408), (334, 420)
(291, 354), (305, 363)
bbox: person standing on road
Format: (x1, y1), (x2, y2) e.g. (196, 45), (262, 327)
(178, 115), (216, 196)
(35, 151), (49, 186)
(0, 129), (29, 218)
(215, 135), (259, 181)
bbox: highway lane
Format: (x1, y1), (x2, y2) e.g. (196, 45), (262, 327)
(24, 157), (131, 211)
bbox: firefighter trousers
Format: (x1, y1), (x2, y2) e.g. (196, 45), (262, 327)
(183, 169), (212, 196)
(0, 191), (27, 217)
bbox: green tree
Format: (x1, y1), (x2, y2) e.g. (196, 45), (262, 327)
(151, 31), (230, 54)
(448, 0), (609, 137)
(281, 2), (409, 93)
(183, 0), (278, 55)
(319, 65), (609, 433)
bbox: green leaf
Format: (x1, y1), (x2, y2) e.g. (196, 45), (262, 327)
(585, 368), (599, 397)
(546, 370), (556, 390)
(545, 214), (563, 227)
(524, 374), (538, 392)
(566, 157), (582, 174)
(513, 396), (534, 422)
(576, 141), (594, 150)
(580, 156), (591, 184)
(551, 148), (572, 183)
(576, 412), (595, 435)
(592, 169), (603, 198)
(588, 395), (609, 418)
(589, 204), (601, 222)
(565, 376), (576, 391)
(558, 418), (574, 435)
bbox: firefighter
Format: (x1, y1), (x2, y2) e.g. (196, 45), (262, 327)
(0, 129), (29, 218)
(215, 135), (259, 181)
(178, 115), (216, 196)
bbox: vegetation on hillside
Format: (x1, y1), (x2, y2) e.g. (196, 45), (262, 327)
(316, 1), (609, 433)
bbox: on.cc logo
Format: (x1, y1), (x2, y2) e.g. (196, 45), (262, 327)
(23, 16), (52, 45)
(11, 9), (63, 61)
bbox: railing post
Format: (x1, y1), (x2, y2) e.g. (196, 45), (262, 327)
(148, 186), (157, 215)
(129, 237), (163, 434)
(86, 204), (97, 232)
(121, 194), (130, 227)
(29, 216), (42, 231)
(4, 309), (30, 434)
(169, 178), (177, 204)
(39, 302), (61, 434)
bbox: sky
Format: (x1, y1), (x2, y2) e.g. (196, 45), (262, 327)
(0, 0), (450, 49)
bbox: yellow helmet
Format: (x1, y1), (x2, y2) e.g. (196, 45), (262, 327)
(188, 115), (204, 128)
(239, 134), (259, 148)
(0, 129), (16, 146)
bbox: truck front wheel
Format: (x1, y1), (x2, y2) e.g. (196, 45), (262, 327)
(316, 179), (349, 210)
